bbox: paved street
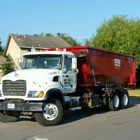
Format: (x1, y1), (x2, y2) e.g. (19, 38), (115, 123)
(0, 97), (140, 140)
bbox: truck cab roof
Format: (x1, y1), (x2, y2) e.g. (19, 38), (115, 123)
(23, 50), (74, 56)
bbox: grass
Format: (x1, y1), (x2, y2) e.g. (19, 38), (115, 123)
(128, 89), (140, 97)
(128, 89), (140, 102)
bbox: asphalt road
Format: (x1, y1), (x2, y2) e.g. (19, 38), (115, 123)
(0, 97), (140, 140)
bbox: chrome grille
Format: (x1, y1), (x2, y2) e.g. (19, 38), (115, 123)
(2, 80), (26, 96)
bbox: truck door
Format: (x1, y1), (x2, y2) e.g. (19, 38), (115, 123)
(62, 55), (77, 93)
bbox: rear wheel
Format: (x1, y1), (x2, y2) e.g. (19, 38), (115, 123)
(109, 92), (120, 111)
(120, 90), (129, 109)
(0, 111), (19, 123)
(34, 97), (63, 126)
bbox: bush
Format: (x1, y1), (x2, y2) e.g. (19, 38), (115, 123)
(2, 54), (14, 76)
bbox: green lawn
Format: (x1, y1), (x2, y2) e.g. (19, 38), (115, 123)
(128, 89), (140, 97)
(128, 89), (140, 102)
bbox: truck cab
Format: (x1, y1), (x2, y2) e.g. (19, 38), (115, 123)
(0, 49), (78, 126)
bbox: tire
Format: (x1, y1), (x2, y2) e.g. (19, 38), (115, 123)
(34, 97), (63, 126)
(109, 92), (120, 111)
(0, 111), (19, 123)
(120, 90), (129, 109)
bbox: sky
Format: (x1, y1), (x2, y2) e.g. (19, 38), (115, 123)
(0, 0), (140, 47)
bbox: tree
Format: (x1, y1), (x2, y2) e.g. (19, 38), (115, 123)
(56, 33), (81, 46)
(87, 15), (140, 66)
(0, 38), (4, 55)
(2, 54), (14, 76)
(42, 33), (81, 46)
(41, 33), (54, 37)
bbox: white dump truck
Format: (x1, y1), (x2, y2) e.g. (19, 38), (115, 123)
(0, 46), (136, 126)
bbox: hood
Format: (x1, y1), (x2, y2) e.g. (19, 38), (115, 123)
(2, 69), (60, 81)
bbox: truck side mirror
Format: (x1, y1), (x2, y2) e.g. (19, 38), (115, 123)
(72, 57), (77, 69)
(15, 57), (23, 70)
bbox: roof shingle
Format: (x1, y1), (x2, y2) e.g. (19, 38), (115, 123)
(10, 34), (71, 49)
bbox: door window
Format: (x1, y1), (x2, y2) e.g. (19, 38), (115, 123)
(63, 57), (72, 73)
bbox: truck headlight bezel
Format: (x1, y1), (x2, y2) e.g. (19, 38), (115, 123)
(28, 91), (44, 98)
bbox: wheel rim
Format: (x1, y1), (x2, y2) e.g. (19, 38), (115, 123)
(123, 94), (128, 106)
(114, 95), (119, 108)
(43, 103), (58, 121)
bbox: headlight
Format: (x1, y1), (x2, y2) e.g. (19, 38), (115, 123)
(28, 91), (44, 98)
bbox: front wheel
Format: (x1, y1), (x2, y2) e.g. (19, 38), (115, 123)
(34, 97), (63, 126)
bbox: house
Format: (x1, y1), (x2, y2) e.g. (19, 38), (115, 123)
(0, 55), (6, 83)
(4, 33), (71, 64)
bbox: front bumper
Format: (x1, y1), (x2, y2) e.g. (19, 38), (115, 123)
(0, 102), (43, 112)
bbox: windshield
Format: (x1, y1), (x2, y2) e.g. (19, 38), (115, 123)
(22, 55), (62, 70)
